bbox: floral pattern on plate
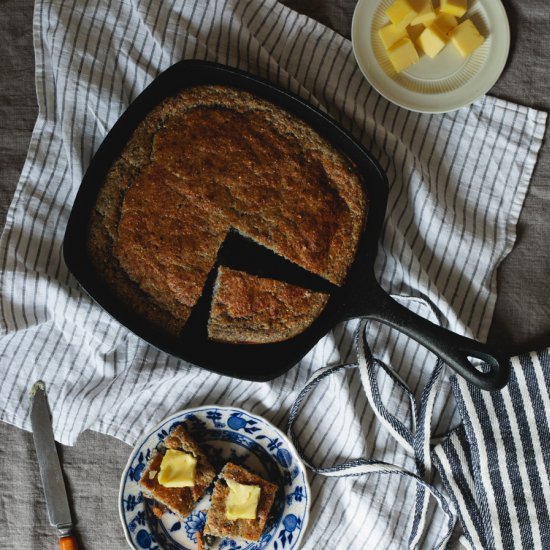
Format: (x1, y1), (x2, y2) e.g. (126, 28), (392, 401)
(119, 407), (310, 550)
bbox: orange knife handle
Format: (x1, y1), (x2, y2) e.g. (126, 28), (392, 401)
(60, 535), (78, 550)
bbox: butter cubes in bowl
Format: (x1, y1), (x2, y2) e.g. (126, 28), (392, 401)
(352, 0), (509, 112)
(378, 0), (485, 73)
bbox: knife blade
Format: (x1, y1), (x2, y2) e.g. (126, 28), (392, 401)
(30, 381), (78, 550)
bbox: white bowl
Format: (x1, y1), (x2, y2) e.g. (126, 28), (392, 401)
(351, 0), (510, 113)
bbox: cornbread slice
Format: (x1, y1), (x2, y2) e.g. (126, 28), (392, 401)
(139, 425), (216, 518)
(207, 267), (328, 344)
(204, 463), (278, 542)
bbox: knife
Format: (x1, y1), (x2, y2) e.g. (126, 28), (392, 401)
(30, 381), (78, 550)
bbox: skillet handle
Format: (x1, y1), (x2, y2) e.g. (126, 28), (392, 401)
(359, 285), (510, 391)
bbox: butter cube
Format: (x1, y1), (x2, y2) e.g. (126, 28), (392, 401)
(416, 24), (448, 58)
(407, 24), (425, 43)
(158, 449), (197, 488)
(386, 0), (418, 29)
(411, 1), (436, 27)
(450, 19), (485, 57)
(440, 0), (467, 18)
(378, 23), (408, 49)
(225, 479), (261, 520)
(433, 10), (458, 35)
(387, 37), (419, 72)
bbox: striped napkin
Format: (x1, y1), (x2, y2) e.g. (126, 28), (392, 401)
(433, 349), (550, 549)
(288, 338), (550, 548)
(0, 0), (546, 547)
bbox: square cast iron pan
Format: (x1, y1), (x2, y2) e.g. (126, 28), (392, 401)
(63, 60), (509, 391)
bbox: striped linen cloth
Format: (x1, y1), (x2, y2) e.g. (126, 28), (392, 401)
(432, 348), (550, 549)
(0, 0), (547, 547)
(288, 337), (550, 549)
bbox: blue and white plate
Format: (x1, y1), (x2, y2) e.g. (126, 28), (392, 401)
(119, 406), (310, 550)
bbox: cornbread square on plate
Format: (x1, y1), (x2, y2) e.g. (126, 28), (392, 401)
(204, 462), (278, 542)
(139, 425), (216, 518)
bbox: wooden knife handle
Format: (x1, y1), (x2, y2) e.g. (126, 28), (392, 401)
(60, 535), (78, 550)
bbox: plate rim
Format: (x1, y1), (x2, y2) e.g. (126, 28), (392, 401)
(351, 0), (511, 113)
(118, 405), (311, 550)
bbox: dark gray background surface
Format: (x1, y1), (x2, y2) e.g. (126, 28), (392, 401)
(0, 1), (548, 548)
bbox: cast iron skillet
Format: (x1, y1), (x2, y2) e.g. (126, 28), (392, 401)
(63, 60), (509, 391)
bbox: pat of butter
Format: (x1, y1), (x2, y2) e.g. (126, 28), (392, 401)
(433, 11), (458, 35)
(407, 24), (425, 43)
(378, 23), (408, 50)
(225, 479), (261, 520)
(158, 449), (197, 488)
(450, 19), (485, 57)
(416, 23), (448, 58)
(385, 0), (418, 29)
(439, 0), (467, 18)
(387, 37), (419, 73)
(410, 1), (435, 27)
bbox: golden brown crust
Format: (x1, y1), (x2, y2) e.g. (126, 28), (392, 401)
(139, 425), (216, 518)
(87, 200), (185, 335)
(208, 267), (329, 343)
(151, 503), (166, 519)
(87, 85), (366, 339)
(204, 463), (278, 542)
(115, 163), (227, 319)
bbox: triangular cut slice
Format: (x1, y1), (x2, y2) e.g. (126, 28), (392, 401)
(208, 267), (329, 344)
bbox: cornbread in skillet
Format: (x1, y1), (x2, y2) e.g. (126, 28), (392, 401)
(139, 425), (216, 518)
(208, 267), (328, 343)
(204, 462), (278, 542)
(87, 85), (367, 338)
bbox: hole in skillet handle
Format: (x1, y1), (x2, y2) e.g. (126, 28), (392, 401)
(351, 284), (510, 392)
(446, 347), (510, 391)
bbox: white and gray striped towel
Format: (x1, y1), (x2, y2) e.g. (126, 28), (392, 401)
(0, 0), (547, 547)
(288, 338), (550, 548)
(433, 348), (550, 549)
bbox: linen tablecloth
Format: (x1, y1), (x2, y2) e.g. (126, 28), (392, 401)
(0, 0), (547, 548)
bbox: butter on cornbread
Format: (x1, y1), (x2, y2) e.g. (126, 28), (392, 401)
(139, 425), (216, 518)
(204, 463), (278, 542)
